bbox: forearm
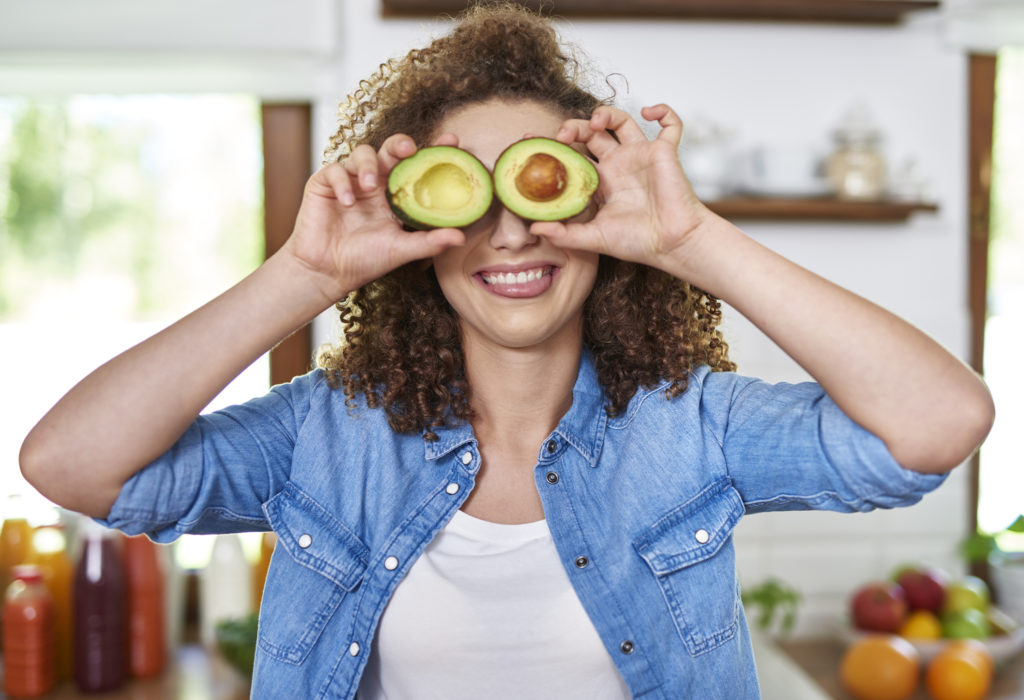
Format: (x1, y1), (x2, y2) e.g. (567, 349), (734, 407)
(668, 215), (994, 473)
(19, 250), (339, 517)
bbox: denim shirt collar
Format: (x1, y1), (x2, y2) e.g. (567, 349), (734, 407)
(423, 348), (608, 467)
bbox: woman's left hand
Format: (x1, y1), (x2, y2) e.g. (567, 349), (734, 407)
(532, 104), (712, 272)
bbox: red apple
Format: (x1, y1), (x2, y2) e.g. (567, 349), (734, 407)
(895, 566), (947, 613)
(851, 581), (908, 633)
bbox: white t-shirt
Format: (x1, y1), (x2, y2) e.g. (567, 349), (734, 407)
(356, 509), (632, 699)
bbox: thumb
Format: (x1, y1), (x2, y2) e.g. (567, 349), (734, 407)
(531, 220), (604, 254)
(392, 228), (466, 263)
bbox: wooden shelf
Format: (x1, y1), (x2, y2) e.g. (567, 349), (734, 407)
(381, 0), (940, 24)
(706, 196), (938, 222)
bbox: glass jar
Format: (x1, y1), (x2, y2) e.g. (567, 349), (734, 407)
(826, 104), (887, 201)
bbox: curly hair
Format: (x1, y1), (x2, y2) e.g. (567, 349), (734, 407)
(316, 2), (735, 440)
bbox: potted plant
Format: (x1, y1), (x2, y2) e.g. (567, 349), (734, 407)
(961, 514), (1024, 623)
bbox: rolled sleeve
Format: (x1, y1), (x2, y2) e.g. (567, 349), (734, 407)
(99, 372), (317, 542)
(698, 372), (948, 514)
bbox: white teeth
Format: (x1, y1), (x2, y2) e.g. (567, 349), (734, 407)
(483, 267), (546, 285)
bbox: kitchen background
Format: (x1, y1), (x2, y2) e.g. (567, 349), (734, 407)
(0, 0), (1021, 682)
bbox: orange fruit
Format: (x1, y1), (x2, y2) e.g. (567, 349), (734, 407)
(925, 642), (993, 700)
(946, 639), (994, 676)
(840, 634), (921, 700)
(900, 610), (943, 640)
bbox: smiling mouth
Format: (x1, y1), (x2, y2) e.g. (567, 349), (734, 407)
(476, 265), (556, 298)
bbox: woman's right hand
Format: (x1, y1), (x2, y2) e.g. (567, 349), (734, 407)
(283, 133), (466, 305)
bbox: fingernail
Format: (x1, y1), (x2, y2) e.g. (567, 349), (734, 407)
(363, 173), (377, 189)
(342, 192), (355, 206)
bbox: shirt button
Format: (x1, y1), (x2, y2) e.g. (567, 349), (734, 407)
(384, 555), (399, 571)
(461, 451), (473, 465)
(620, 640), (635, 655)
(546, 439), (558, 454)
(446, 482), (460, 495)
(298, 533), (312, 549)
(695, 529), (710, 544)
(349, 642), (360, 656)
(545, 472), (559, 485)
(574, 556), (589, 569)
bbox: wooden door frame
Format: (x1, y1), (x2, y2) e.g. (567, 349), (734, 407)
(967, 53), (997, 577)
(262, 102), (314, 386)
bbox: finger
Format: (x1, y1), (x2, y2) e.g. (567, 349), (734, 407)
(589, 106), (648, 144)
(641, 104), (684, 148)
(393, 227), (466, 262)
(378, 133), (417, 171)
(530, 220), (606, 255)
(556, 118), (619, 161)
(555, 119), (598, 144)
(432, 132), (460, 147)
(345, 144), (382, 192)
(314, 162), (357, 207)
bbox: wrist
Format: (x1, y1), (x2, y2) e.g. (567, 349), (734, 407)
(260, 250), (348, 321)
(660, 210), (749, 296)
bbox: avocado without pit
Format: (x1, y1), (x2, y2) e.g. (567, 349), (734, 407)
(386, 145), (493, 230)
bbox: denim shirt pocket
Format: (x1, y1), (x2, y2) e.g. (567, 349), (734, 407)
(259, 482), (369, 665)
(633, 478), (745, 657)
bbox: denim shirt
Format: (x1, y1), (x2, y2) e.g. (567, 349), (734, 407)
(102, 352), (946, 699)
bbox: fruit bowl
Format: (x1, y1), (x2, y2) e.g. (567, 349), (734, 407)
(839, 611), (1024, 665)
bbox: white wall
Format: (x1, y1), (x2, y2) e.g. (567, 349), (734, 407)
(0, 0), (975, 638)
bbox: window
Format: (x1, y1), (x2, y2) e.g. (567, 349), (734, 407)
(0, 94), (267, 525)
(977, 47), (1024, 545)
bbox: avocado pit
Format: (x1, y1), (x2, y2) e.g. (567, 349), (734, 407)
(515, 153), (568, 202)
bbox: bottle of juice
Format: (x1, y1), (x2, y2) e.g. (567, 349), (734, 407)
(122, 534), (166, 678)
(2, 564), (56, 698)
(199, 533), (252, 647)
(30, 524), (74, 679)
(73, 521), (126, 693)
(1, 508), (34, 605)
(252, 531), (277, 610)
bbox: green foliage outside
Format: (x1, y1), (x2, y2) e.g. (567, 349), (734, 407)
(0, 95), (264, 322)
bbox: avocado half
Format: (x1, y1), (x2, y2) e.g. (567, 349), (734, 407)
(493, 137), (599, 222)
(386, 146), (493, 230)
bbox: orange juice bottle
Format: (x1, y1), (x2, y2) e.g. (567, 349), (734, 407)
(31, 525), (74, 679)
(1, 515), (33, 596)
(252, 531), (277, 609)
(1, 506), (34, 641)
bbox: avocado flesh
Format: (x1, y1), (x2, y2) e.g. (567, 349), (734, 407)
(493, 137), (599, 221)
(387, 146), (493, 230)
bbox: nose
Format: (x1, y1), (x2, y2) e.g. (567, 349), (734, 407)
(488, 206), (539, 252)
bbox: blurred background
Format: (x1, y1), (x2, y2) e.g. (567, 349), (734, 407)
(0, 0), (1021, 697)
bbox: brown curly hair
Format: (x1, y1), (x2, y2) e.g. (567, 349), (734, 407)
(317, 2), (735, 440)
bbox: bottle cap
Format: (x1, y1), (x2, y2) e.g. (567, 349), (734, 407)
(10, 564), (44, 584)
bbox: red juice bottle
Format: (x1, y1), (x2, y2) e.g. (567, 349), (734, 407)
(73, 522), (126, 693)
(122, 534), (166, 678)
(2, 564), (56, 698)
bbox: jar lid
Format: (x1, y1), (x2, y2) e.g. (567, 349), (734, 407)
(9, 564), (44, 584)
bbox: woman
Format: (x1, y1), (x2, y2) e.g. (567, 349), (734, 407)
(20, 5), (993, 698)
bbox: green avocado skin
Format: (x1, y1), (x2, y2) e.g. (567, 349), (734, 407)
(385, 188), (434, 231)
(386, 146), (492, 230)
(386, 140), (598, 230)
(493, 137), (599, 222)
